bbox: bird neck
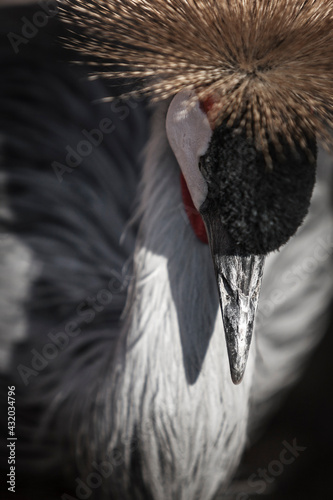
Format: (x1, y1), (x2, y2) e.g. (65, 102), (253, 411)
(107, 103), (255, 499)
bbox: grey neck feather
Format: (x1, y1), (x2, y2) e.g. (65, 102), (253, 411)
(108, 103), (255, 499)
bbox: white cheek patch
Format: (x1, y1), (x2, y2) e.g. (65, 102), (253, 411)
(166, 90), (213, 211)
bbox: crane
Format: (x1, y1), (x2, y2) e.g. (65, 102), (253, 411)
(0, 0), (333, 499)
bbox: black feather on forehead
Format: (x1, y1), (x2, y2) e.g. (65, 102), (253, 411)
(199, 122), (317, 255)
(62, 0), (333, 160)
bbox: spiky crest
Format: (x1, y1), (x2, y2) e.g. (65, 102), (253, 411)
(61, 0), (333, 157)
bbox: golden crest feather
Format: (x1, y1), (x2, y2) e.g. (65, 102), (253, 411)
(61, 0), (333, 156)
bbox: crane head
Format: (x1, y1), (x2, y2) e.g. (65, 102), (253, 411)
(62, 0), (333, 383)
(166, 90), (317, 384)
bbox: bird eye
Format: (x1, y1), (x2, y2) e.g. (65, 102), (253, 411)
(198, 156), (207, 177)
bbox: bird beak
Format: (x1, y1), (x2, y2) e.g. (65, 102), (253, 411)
(202, 212), (265, 385)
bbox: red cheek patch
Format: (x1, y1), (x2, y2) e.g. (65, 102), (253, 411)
(199, 95), (216, 115)
(180, 173), (208, 244)
(199, 93), (219, 129)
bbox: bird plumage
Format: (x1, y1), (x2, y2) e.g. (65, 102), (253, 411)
(1, 1), (333, 499)
(0, 8), (149, 497)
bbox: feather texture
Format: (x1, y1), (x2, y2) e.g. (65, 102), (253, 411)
(62, 0), (333, 159)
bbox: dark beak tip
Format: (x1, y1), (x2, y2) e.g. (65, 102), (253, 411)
(231, 367), (245, 385)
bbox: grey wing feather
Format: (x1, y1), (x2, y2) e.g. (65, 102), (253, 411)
(0, 9), (150, 498)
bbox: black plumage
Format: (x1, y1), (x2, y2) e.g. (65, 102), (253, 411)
(199, 122), (317, 255)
